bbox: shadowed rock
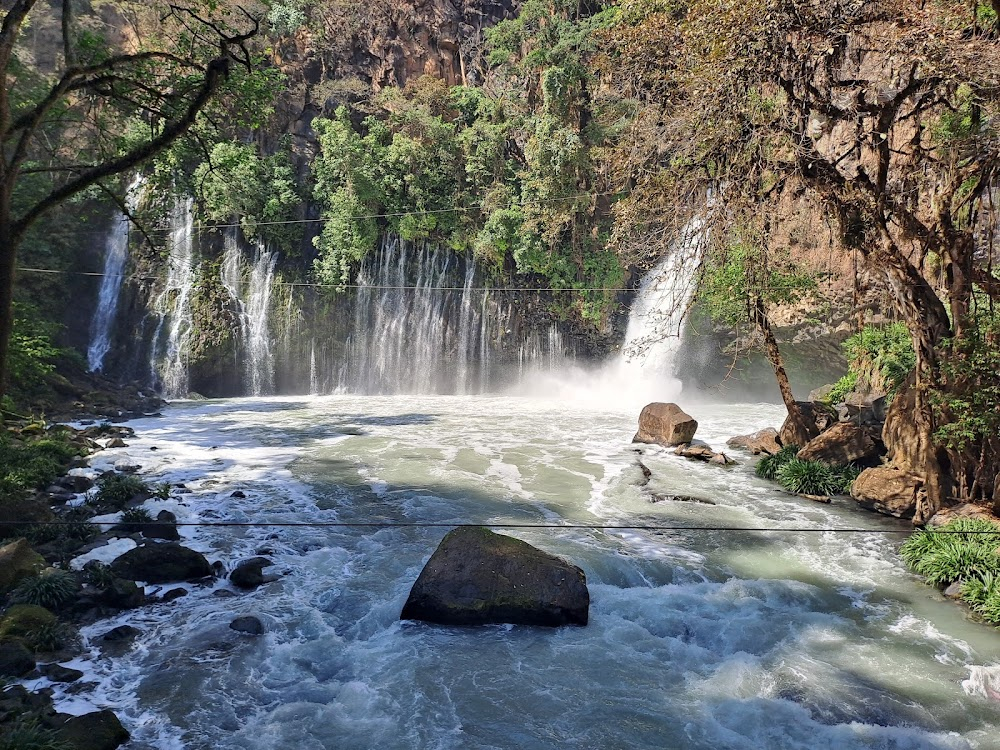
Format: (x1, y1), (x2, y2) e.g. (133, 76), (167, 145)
(110, 543), (212, 583)
(401, 526), (589, 627)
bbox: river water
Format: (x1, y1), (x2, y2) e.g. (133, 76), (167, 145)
(43, 393), (1000, 749)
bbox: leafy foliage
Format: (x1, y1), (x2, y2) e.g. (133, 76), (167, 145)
(0, 433), (77, 502)
(94, 474), (149, 510)
(900, 519), (1000, 587)
(0, 719), (69, 750)
(755, 445), (799, 480)
(12, 569), (78, 609)
(83, 561), (116, 589)
(840, 323), (915, 399)
(776, 458), (840, 496)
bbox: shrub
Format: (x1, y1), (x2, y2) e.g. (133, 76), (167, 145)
(831, 463), (862, 494)
(83, 561), (116, 589)
(900, 519), (1000, 587)
(22, 620), (78, 653)
(94, 474), (148, 509)
(0, 433), (78, 502)
(0, 719), (69, 750)
(776, 458), (840, 496)
(755, 445), (799, 480)
(12, 569), (78, 608)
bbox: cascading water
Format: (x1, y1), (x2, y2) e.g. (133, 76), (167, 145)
(149, 198), (196, 398)
(221, 230), (278, 396)
(86, 175), (144, 372)
(335, 236), (498, 395)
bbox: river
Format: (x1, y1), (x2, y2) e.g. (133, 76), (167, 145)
(39, 393), (1000, 749)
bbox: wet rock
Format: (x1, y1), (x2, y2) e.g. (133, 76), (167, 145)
(110, 543), (213, 583)
(40, 662), (84, 682)
(943, 581), (964, 599)
(105, 437), (128, 448)
(0, 640), (35, 677)
(53, 709), (130, 750)
(113, 457), (141, 473)
(101, 625), (141, 643)
(213, 589), (237, 598)
(99, 579), (144, 609)
(230, 615), (264, 635)
(851, 466), (923, 520)
(633, 403), (698, 447)
(230, 490), (247, 499)
(141, 510), (180, 541)
(674, 443), (715, 461)
(160, 587), (188, 603)
(229, 557), (272, 590)
(0, 538), (46, 593)
(708, 452), (736, 466)
(798, 422), (884, 467)
(57, 475), (94, 493)
(649, 493), (715, 505)
(727, 428), (782, 456)
(401, 526), (589, 627)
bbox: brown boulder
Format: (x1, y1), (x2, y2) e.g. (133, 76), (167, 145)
(779, 402), (836, 448)
(926, 504), (1000, 528)
(797, 423), (884, 467)
(633, 403), (698, 447)
(0, 538), (46, 593)
(727, 428), (781, 455)
(851, 466), (923, 520)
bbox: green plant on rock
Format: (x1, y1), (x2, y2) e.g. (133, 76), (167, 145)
(0, 719), (69, 750)
(22, 620), (78, 653)
(94, 474), (148, 510)
(776, 458), (839, 496)
(755, 445), (799, 480)
(12, 569), (77, 608)
(83, 562), (116, 589)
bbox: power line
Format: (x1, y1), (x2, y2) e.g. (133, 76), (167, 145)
(0, 520), (934, 533)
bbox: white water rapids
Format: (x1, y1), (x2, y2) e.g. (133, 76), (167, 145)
(36, 394), (1000, 749)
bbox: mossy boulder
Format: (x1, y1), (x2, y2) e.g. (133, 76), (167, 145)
(401, 526), (589, 627)
(110, 542), (212, 583)
(0, 604), (57, 642)
(0, 538), (46, 593)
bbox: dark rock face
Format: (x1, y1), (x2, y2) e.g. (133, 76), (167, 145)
(851, 466), (923, 520)
(229, 557), (272, 589)
(798, 422), (884, 467)
(54, 709), (130, 750)
(99, 578), (144, 609)
(230, 615), (264, 635)
(110, 543), (212, 583)
(40, 662), (84, 682)
(633, 403), (698, 446)
(140, 510), (180, 541)
(727, 428), (782, 456)
(101, 625), (142, 643)
(0, 640), (35, 677)
(400, 526), (589, 627)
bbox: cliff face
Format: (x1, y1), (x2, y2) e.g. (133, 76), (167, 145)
(272, 0), (519, 139)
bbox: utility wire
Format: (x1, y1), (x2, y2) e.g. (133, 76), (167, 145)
(0, 520), (944, 533)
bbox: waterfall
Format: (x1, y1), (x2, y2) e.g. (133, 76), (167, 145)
(220, 229), (278, 396)
(87, 176), (143, 372)
(334, 236), (494, 394)
(150, 198), (196, 398)
(617, 216), (705, 390)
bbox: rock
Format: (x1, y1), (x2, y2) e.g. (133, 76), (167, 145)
(807, 384), (835, 402)
(0, 640), (35, 677)
(400, 526), (589, 627)
(57, 475), (94, 493)
(927, 504), (1000, 528)
(105, 438), (127, 448)
(727, 428), (782, 456)
(0, 538), (46, 593)
(101, 625), (141, 643)
(632, 403), (698, 447)
(943, 581), (964, 599)
(708, 452), (736, 466)
(836, 393), (887, 426)
(54, 709), (130, 750)
(674, 443), (715, 461)
(230, 490), (247, 499)
(779, 401), (836, 448)
(229, 557), (272, 589)
(797, 422), (884, 467)
(141, 510), (180, 541)
(110, 543), (213, 583)
(113, 457), (141, 473)
(649, 493), (715, 505)
(851, 466), (923, 520)
(160, 587), (188, 603)
(230, 615), (264, 635)
(99, 578), (144, 609)
(0, 604), (56, 645)
(40, 662), (84, 682)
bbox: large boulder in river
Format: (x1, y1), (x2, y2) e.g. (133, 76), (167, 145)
(727, 428), (781, 456)
(401, 527), (589, 627)
(229, 557), (272, 589)
(633, 403), (698, 447)
(851, 466), (923, 520)
(53, 709), (129, 750)
(110, 543), (212, 583)
(797, 422), (884, 467)
(0, 538), (46, 593)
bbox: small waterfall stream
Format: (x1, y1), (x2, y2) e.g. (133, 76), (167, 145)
(86, 176), (143, 372)
(221, 230), (279, 396)
(149, 198), (196, 398)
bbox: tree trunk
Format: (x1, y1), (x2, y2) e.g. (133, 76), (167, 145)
(751, 295), (816, 447)
(0, 201), (17, 406)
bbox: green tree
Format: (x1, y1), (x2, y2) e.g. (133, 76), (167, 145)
(0, 0), (262, 403)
